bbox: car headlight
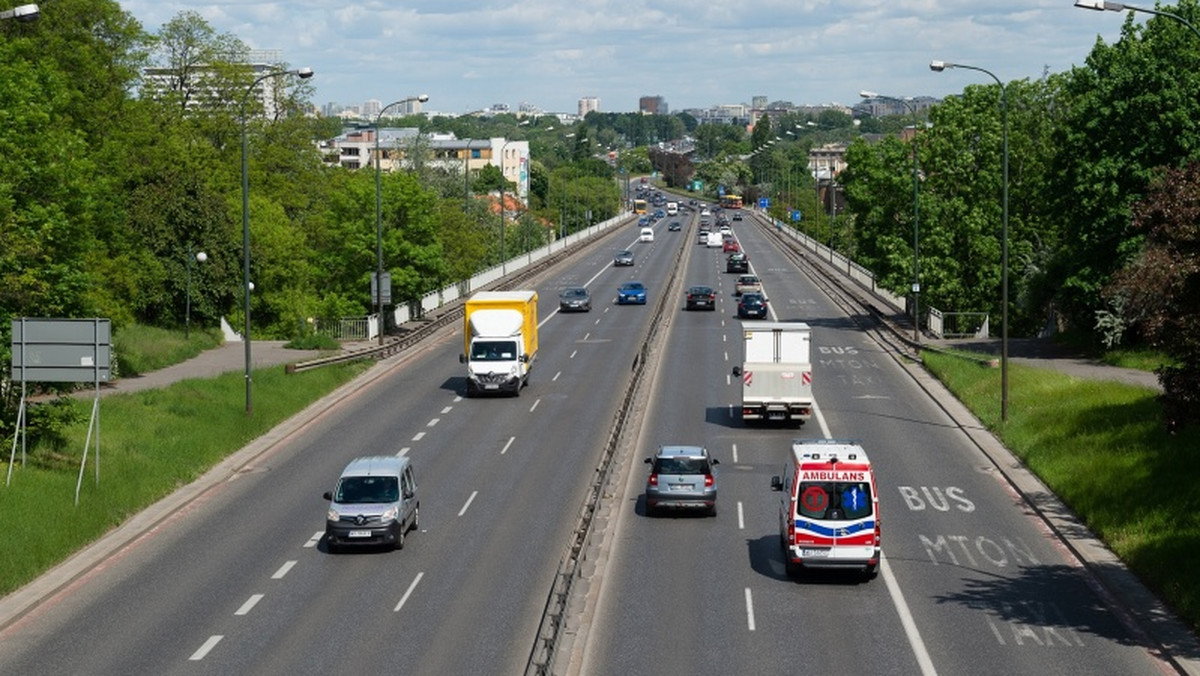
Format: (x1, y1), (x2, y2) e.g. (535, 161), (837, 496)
(327, 508), (340, 522)
(380, 506), (398, 523)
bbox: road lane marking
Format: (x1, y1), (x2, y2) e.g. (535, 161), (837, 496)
(453, 396), (463, 402)
(305, 532), (322, 548)
(427, 418), (440, 427)
(458, 490), (478, 516)
(271, 561), (296, 579)
(441, 406), (453, 414)
(553, 370), (562, 381)
(723, 351), (729, 361)
(529, 398), (541, 412)
(397, 447), (410, 457)
(881, 554), (938, 675)
(737, 502), (745, 530)
(412, 432), (426, 442)
(235, 594), (263, 616)
(189, 635), (223, 660)
(501, 437), (515, 455)
(583, 332), (591, 341)
(744, 588), (756, 631)
(731, 443), (739, 463)
(394, 572), (425, 612)
(570, 350), (578, 359)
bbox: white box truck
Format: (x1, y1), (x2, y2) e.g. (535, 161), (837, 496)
(459, 291), (539, 396)
(731, 321), (813, 424)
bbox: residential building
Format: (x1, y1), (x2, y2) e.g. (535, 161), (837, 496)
(639, 95), (668, 115)
(140, 49), (301, 119)
(579, 96), (600, 117)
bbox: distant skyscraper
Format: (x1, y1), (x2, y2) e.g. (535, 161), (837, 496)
(639, 95), (668, 115)
(363, 99), (381, 119)
(579, 96), (600, 117)
(751, 95), (767, 112)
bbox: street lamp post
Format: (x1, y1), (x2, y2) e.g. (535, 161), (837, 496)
(186, 249), (207, 340)
(374, 94), (430, 345)
(861, 90), (923, 343)
(0, 3), (37, 21)
(240, 66), (313, 415)
(931, 60), (1009, 421)
(1074, 0), (1200, 41)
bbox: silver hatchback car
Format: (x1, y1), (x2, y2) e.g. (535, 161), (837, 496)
(644, 445), (719, 517)
(323, 456), (419, 552)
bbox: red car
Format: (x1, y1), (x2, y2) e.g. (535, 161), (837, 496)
(723, 239), (740, 253)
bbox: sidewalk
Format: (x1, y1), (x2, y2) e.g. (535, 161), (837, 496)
(927, 336), (1162, 392)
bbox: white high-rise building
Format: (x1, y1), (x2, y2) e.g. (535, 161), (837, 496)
(579, 96), (600, 117)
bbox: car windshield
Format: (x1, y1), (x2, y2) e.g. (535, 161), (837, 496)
(796, 481), (873, 521)
(471, 340), (517, 361)
(335, 476), (399, 504)
(562, 288), (586, 299)
(689, 287), (712, 295)
(622, 283), (644, 291)
(654, 457), (709, 475)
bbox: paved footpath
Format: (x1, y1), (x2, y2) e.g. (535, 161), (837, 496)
(929, 336), (1162, 392)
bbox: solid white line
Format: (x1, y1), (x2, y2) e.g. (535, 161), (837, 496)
(271, 561), (296, 579)
(189, 635), (223, 660)
(731, 443), (739, 463)
(744, 588), (756, 631)
(441, 406), (452, 414)
(234, 594), (263, 616)
(427, 418), (439, 427)
(305, 531), (322, 548)
(458, 490), (478, 516)
(737, 501), (745, 530)
(397, 447), (410, 457)
(881, 554), (939, 675)
(394, 572), (425, 612)
(501, 437), (515, 455)
(412, 432), (426, 442)
(529, 398), (540, 412)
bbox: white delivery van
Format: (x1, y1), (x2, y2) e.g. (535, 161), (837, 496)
(706, 231), (723, 248)
(770, 439), (880, 579)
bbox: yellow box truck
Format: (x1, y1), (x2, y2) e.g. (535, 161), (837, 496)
(459, 291), (539, 396)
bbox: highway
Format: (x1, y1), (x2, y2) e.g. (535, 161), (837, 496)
(0, 204), (1175, 675)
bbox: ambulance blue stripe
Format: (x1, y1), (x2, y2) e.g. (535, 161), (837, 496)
(794, 520), (875, 537)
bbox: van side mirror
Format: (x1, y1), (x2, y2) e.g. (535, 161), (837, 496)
(770, 476), (782, 491)
(732, 366), (742, 377)
(323, 491), (333, 501)
(459, 354), (467, 364)
(520, 354), (529, 363)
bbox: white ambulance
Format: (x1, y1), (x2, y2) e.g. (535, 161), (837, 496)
(770, 439), (880, 580)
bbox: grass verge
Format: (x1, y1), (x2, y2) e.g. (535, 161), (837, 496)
(922, 350), (1200, 634)
(112, 324), (224, 377)
(0, 359), (371, 597)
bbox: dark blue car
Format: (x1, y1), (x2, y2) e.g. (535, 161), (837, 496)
(617, 281), (647, 305)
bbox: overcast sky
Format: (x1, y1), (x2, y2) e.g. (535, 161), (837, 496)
(118, 1), (1130, 115)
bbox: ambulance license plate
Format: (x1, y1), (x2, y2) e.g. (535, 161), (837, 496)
(349, 530), (371, 538)
(801, 548), (830, 558)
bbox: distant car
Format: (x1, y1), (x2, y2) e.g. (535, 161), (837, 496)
(726, 252), (749, 273)
(644, 445), (719, 517)
(732, 212), (743, 221)
(723, 239), (740, 253)
(668, 221), (682, 231)
(639, 228), (655, 243)
(737, 292), (768, 319)
(617, 281), (648, 305)
(719, 225), (732, 237)
(685, 285), (717, 311)
(697, 230), (709, 245)
(735, 274), (761, 296)
(558, 287), (591, 312)
(614, 249), (635, 266)
(638, 216), (650, 226)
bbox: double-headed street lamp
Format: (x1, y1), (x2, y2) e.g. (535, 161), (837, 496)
(240, 66), (313, 415)
(930, 60), (1010, 422)
(861, 90), (923, 344)
(0, 3), (37, 21)
(374, 94), (430, 345)
(1074, 0), (1200, 41)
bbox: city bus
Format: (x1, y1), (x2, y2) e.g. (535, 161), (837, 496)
(633, 199), (648, 214)
(720, 194), (744, 209)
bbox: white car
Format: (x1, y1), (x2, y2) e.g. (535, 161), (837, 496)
(639, 227), (654, 243)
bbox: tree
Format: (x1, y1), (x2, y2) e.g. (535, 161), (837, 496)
(1106, 163), (1200, 430)
(148, 11), (248, 116)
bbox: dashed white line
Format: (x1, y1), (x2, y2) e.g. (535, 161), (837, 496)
(737, 501), (745, 530)
(441, 406), (453, 414)
(723, 351), (729, 361)
(458, 490), (478, 516)
(501, 437), (515, 455)
(744, 588), (756, 631)
(234, 594), (263, 616)
(553, 370), (562, 381)
(583, 332), (591, 340)
(453, 396), (463, 402)
(272, 561), (297, 579)
(427, 418), (440, 427)
(570, 350), (578, 359)
(529, 398), (541, 412)
(189, 635), (223, 660)
(731, 443), (739, 463)
(394, 572), (425, 612)
(305, 532), (322, 548)
(397, 447), (410, 457)
(412, 432), (426, 442)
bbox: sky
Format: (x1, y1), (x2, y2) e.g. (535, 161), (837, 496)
(116, 1), (1132, 115)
